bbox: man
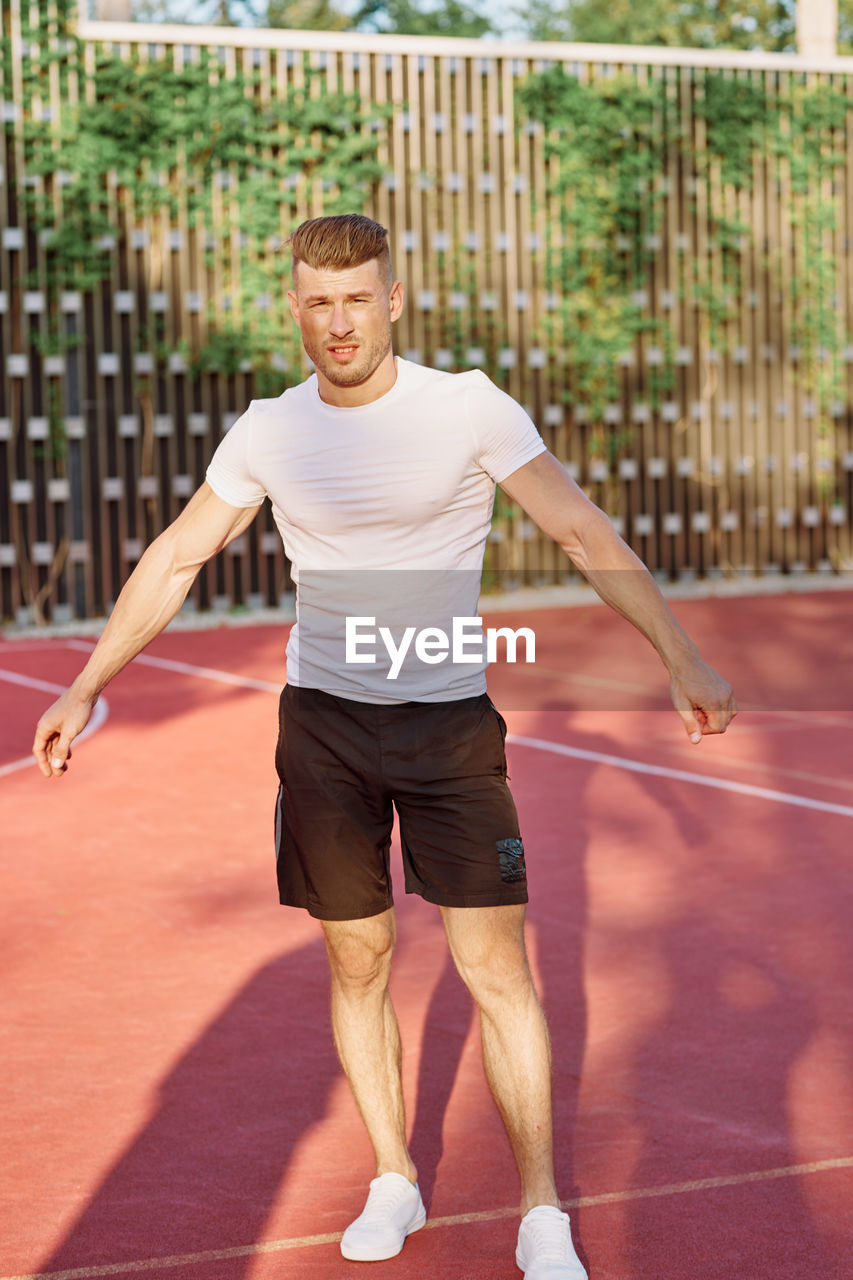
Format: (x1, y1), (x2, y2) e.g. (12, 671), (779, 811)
(34, 214), (736, 1279)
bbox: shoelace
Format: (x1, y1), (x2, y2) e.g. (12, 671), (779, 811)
(525, 1215), (571, 1262)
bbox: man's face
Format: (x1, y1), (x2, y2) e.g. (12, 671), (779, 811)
(288, 258), (404, 403)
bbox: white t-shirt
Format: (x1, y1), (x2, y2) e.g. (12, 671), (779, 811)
(205, 358), (546, 702)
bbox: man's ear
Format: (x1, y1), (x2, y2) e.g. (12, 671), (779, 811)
(287, 290), (300, 325)
(389, 280), (404, 321)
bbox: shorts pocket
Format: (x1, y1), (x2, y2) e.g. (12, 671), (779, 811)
(485, 696), (509, 777)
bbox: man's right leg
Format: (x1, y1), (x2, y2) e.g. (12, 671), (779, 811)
(321, 907), (416, 1183)
(275, 690), (424, 1257)
(322, 908), (426, 1262)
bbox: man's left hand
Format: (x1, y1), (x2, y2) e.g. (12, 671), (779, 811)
(669, 659), (737, 744)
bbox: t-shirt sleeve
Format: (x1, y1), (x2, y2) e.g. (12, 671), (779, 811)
(466, 372), (547, 482)
(205, 402), (268, 508)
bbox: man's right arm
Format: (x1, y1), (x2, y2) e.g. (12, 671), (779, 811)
(33, 482), (262, 778)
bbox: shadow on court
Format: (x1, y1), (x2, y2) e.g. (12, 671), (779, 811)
(515, 710), (851, 1279)
(35, 896), (589, 1280)
(408, 949), (476, 1209)
(621, 767), (824, 1279)
(37, 938), (339, 1278)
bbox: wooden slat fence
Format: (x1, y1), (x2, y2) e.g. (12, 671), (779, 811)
(2, 10), (853, 623)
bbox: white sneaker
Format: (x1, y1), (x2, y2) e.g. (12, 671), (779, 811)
(516, 1205), (588, 1279)
(340, 1171), (427, 1261)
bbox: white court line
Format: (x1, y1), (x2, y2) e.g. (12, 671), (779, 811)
(0, 669), (109, 779)
(502, 664), (853, 727)
(8, 646), (851, 816)
(5, 1156), (852, 1280)
(64, 640), (282, 694)
(509, 735), (853, 820)
(0, 669), (73, 698)
(6, 645), (850, 814)
(60, 644), (853, 726)
(130, 653), (281, 694)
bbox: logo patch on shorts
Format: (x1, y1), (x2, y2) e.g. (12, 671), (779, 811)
(497, 837), (526, 883)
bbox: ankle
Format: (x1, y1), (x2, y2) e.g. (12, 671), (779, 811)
(520, 1188), (560, 1217)
(377, 1160), (418, 1185)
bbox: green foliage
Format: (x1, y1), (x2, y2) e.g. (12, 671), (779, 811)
(512, 0), (573, 42)
(515, 0), (853, 56)
(133, 0), (493, 33)
(516, 68), (665, 431)
(138, 0), (353, 27)
(840, 0), (853, 53)
(514, 0), (798, 50)
(132, 0), (276, 23)
(519, 62), (851, 478)
(695, 73), (768, 188)
(265, 0), (351, 28)
(583, 0), (795, 49)
(696, 73), (850, 447)
(353, 0), (496, 36)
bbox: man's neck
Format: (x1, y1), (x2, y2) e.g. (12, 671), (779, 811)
(316, 353), (399, 408)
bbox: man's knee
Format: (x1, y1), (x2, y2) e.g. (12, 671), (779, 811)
(323, 912), (396, 991)
(455, 947), (534, 1009)
(442, 907), (535, 1008)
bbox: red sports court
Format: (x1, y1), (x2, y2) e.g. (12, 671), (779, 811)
(1, 585), (852, 1280)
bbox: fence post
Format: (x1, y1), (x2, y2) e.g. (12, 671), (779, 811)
(796, 0), (838, 58)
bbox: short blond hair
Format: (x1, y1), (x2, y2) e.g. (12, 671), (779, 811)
(288, 214), (392, 286)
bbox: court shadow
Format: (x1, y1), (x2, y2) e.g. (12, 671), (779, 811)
(38, 937), (338, 1279)
(622, 764), (849, 1278)
(626, 900), (824, 1279)
(526, 822), (589, 1211)
(407, 948), (476, 1208)
(523, 711), (837, 1277)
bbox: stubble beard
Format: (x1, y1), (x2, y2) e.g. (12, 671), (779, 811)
(304, 329), (392, 388)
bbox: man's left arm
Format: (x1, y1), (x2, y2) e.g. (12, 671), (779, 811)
(500, 451), (737, 743)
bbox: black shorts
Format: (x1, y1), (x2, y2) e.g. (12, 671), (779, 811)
(274, 685), (527, 921)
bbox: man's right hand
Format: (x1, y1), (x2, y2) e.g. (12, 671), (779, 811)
(33, 687), (97, 778)
(29, 483), (261, 781)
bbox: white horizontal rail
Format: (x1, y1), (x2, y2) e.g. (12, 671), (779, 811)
(78, 20), (853, 74)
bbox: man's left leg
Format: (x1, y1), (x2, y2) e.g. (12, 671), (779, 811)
(440, 903), (587, 1278)
(440, 903), (556, 1212)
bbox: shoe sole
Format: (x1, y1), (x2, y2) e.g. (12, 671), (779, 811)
(515, 1246), (589, 1278)
(340, 1206), (427, 1262)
